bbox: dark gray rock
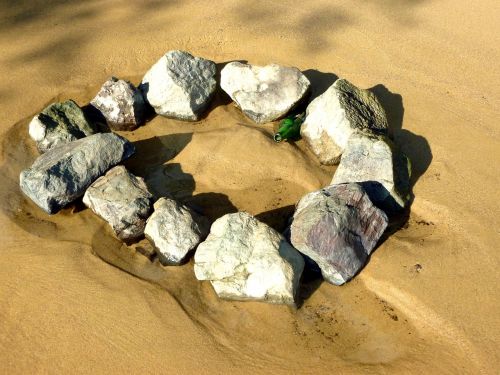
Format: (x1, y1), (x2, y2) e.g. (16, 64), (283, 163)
(83, 166), (153, 242)
(140, 50), (217, 121)
(20, 133), (135, 214)
(290, 183), (388, 285)
(90, 77), (146, 131)
(220, 62), (310, 124)
(28, 100), (99, 153)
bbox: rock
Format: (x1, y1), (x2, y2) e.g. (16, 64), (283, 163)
(290, 183), (388, 285)
(28, 100), (99, 153)
(140, 50), (217, 120)
(83, 166), (153, 242)
(90, 77), (146, 131)
(20, 133), (135, 214)
(220, 62), (310, 124)
(144, 198), (209, 265)
(194, 212), (304, 304)
(331, 130), (411, 211)
(301, 78), (388, 165)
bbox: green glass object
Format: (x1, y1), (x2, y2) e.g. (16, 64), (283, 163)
(274, 113), (305, 143)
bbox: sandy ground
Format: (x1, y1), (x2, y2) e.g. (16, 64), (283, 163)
(0, 1), (499, 374)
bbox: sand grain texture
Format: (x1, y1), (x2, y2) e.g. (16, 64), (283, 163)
(0, 1), (499, 374)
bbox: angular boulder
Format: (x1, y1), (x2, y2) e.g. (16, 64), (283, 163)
(301, 78), (388, 165)
(220, 62), (310, 124)
(331, 130), (411, 211)
(144, 198), (209, 265)
(90, 77), (146, 131)
(290, 183), (388, 285)
(140, 50), (217, 121)
(20, 133), (135, 214)
(194, 212), (304, 304)
(83, 166), (153, 242)
(28, 100), (99, 153)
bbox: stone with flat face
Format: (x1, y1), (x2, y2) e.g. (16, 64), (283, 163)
(140, 50), (217, 121)
(91, 77), (146, 131)
(301, 79), (388, 165)
(20, 133), (135, 214)
(290, 183), (388, 285)
(28, 100), (99, 153)
(194, 212), (304, 304)
(220, 62), (310, 124)
(83, 166), (153, 242)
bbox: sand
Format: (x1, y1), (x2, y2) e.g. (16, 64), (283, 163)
(0, 1), (499, 374)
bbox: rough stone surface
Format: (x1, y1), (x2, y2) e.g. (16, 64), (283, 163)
(194, 212), (304, 304)
(301, 78), (388, 165)
(90, 77), (146, 131)
(20, 133), (135, 214)
(28, 100), (99, 153)
(290, 183), (388, 285)
(145, 198), (209, 265)
(140, 50), (217, 120)
(332, 130), (411, 211)
(83, 166), (153, 242)
(220, 62), (310, 124)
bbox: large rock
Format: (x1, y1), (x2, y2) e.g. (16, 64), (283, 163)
(28, 100), (99, 153)
(290, 183), (388, 285)
(140, 50), (217, 121)
(301, 78), (388, 165)
(83, 166), (153, 242)
(194, 212), (304, 304)
(90, 77), (146, 131)
(220, 62), (310, 124)
(332, 130), (411, 211)
(20, 133), (135, 214)
(145, 198), (209, 265)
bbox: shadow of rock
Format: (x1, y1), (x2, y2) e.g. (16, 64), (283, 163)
(256, 205), (295, 233)
(81, 104), (110, 133)
(183, 192), (238, 223)
(302, 69), (339, 102)
(296, 254), (324, 308)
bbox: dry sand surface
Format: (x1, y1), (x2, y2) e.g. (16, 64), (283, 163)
(0, 1), (499, 374)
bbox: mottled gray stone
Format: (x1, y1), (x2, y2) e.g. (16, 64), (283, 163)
(28, 100), (99, 153)
(83, 166), (153, 242)
(194, 212), (304, 304)
(332, 130), (411, 211)
(145, 198), (209, 265)
(301, 78), (388, 165)
(220, 62), (310, 124)
(290, 183), (388, 285)
(140, 50), (217, 120)
(90, 77), (146, 131)
(19, 133), (135, 214)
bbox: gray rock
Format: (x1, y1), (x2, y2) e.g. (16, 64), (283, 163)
(144, 198), (209, 265)
(83, 166), (153, 242)
(28, 100), (99, 153)
(301, 78), (388, 165)
(220, 62), (310, 124)
(331, 130), (411, 211)
(290, 183), (388, 285)
(20, 133), (135, 214)
(194, 212), (304, 304)
(90, 77), (146, 131)
(140, 50), (217, 121)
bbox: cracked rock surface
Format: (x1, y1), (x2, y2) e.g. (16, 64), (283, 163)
(220, 62), (310, 124)
(194, 212), (304, 304)
(20, 133), (135, 214)
(301, 78), (388, 165)
(290, 183), (388, 285)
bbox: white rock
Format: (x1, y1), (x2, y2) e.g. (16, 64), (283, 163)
(90, 77), (146, 131)
(301, 78), (388, 165)
(331, 130), (411, 211)
(194, 212), (304, 304)
(220, 62), (310, 124)
(83, 166), (153, 242)
(140, 50), (217, 120)
(145, 198), (209, 265)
